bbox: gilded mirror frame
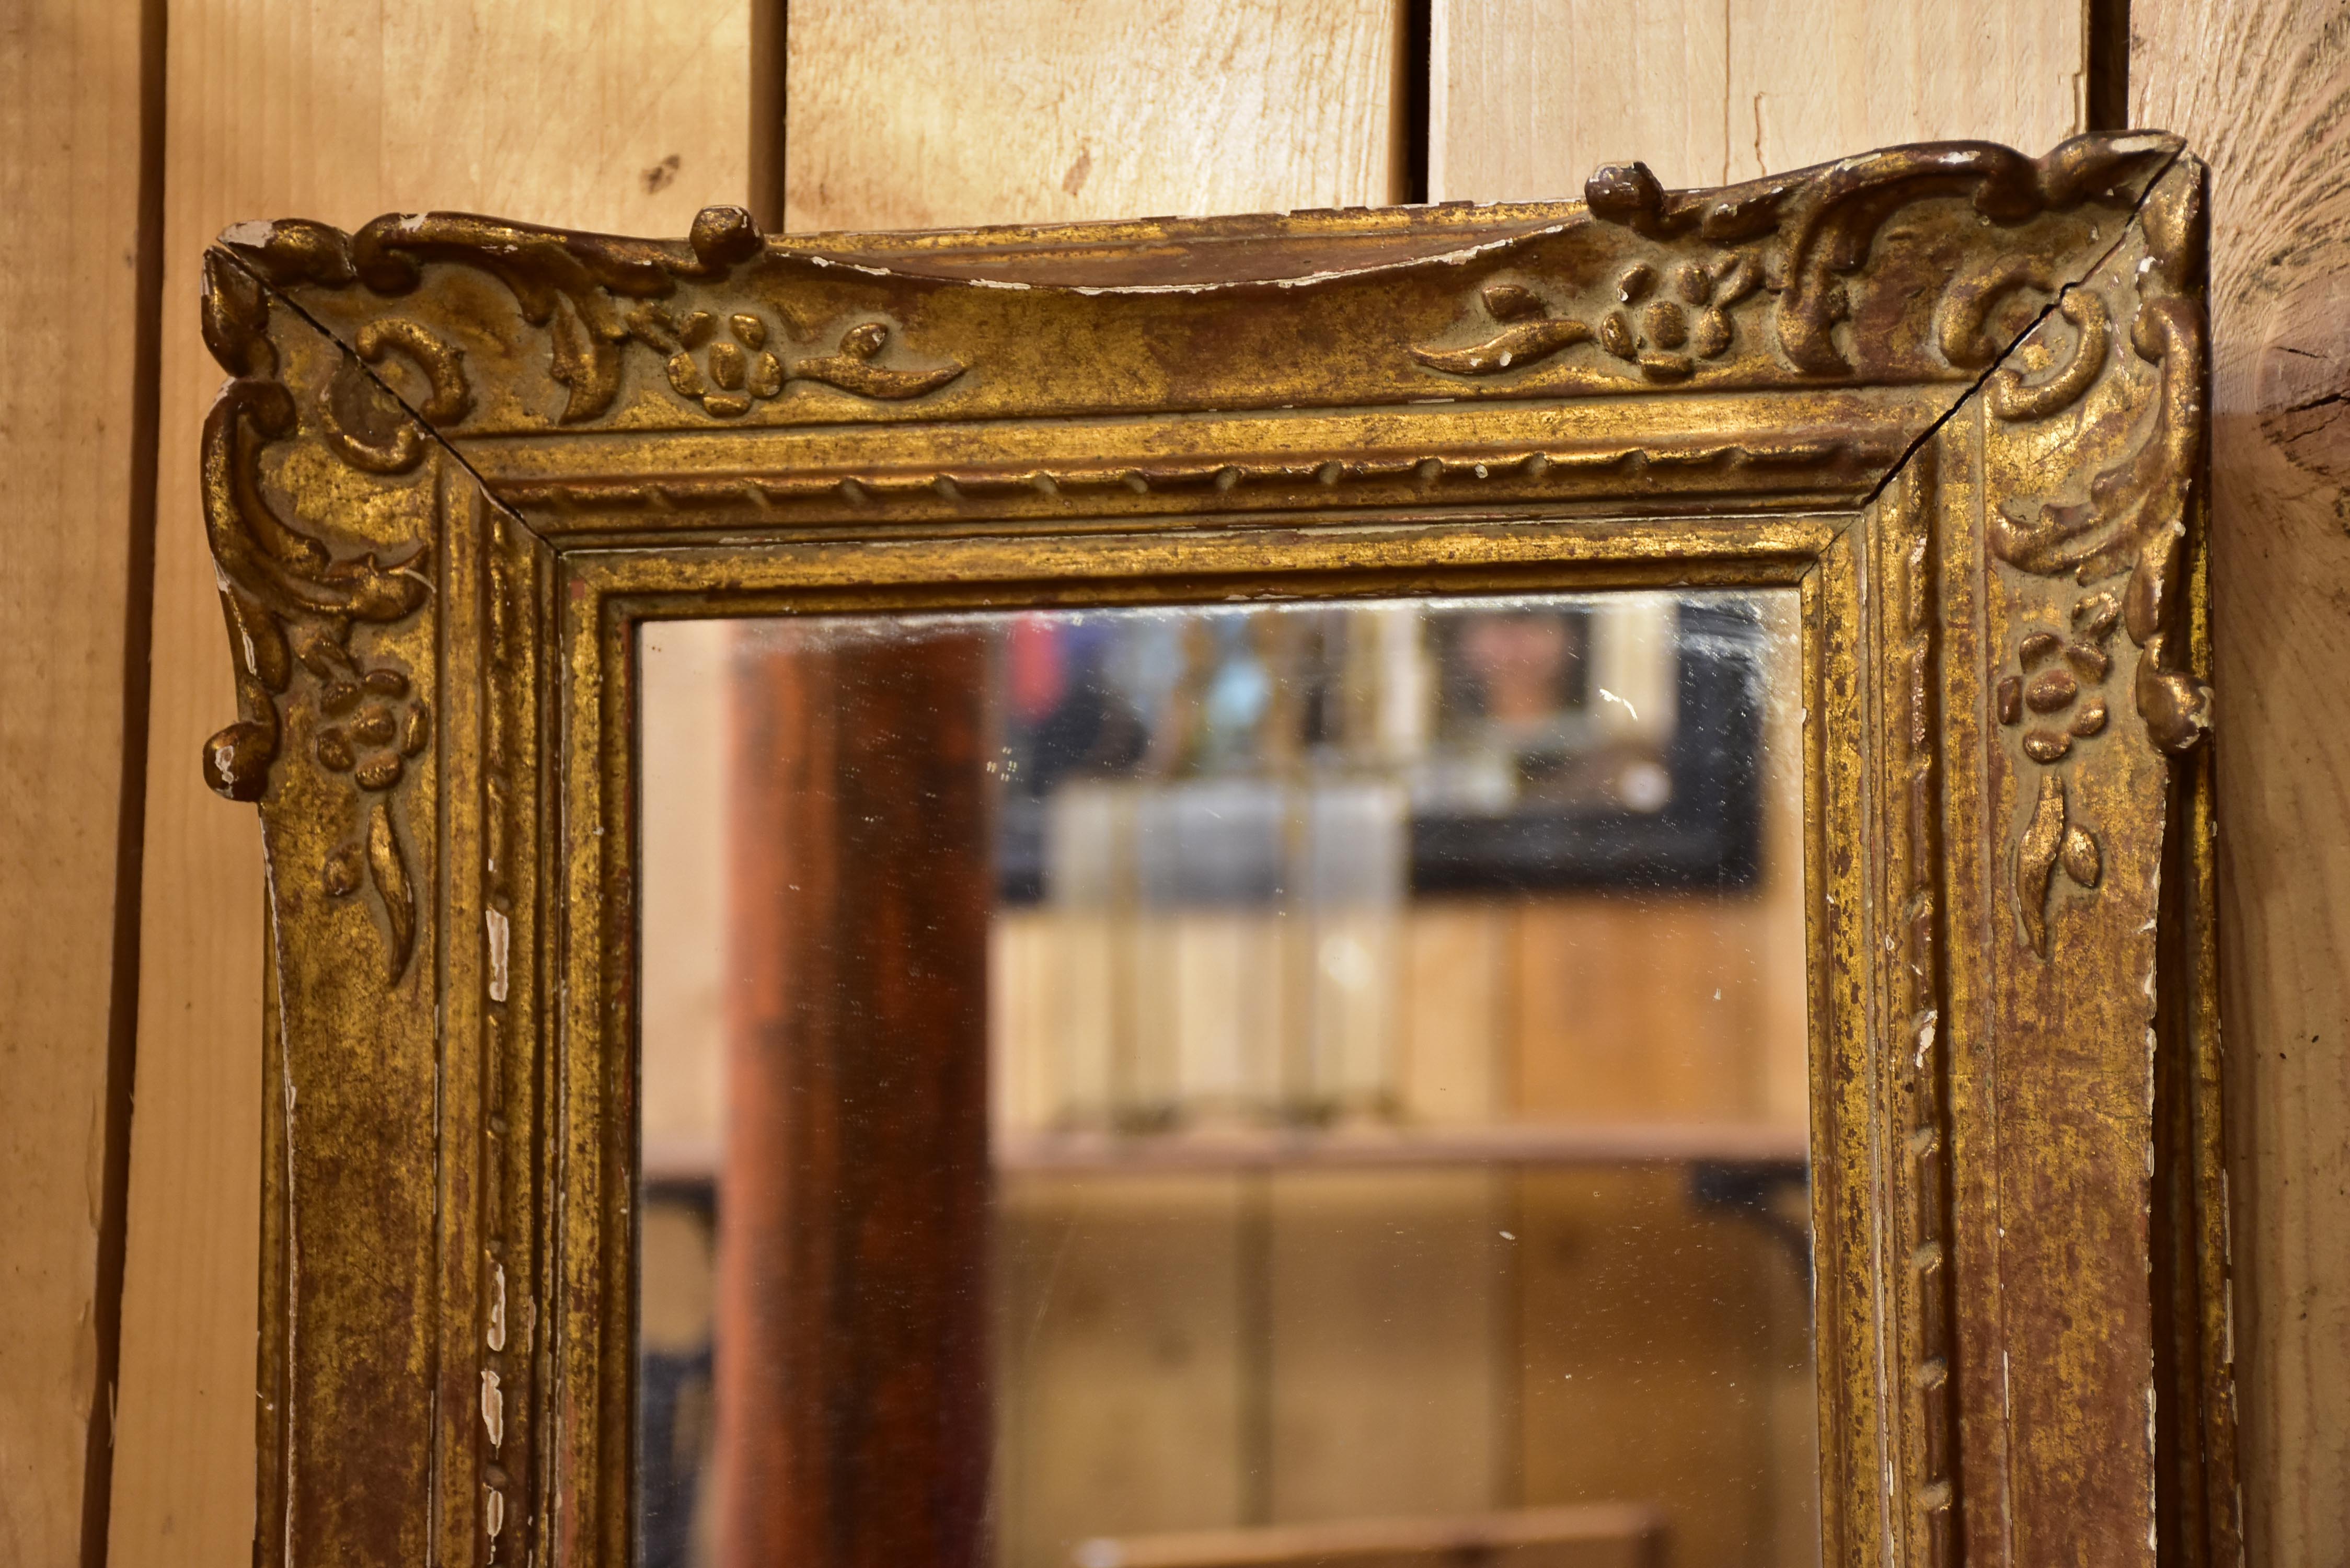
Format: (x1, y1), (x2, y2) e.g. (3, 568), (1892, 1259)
(198, 131), (2233, 1568)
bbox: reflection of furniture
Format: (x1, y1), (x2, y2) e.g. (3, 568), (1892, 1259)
(991, 599), (1766, 904)
(994, 1163), (1817, 1568)
(1075, 1504), (1666, 1568)
(997, 1123), (1807, 1172)
(989, 874), (1819, 1568)
(990, 894), (1812, 1138)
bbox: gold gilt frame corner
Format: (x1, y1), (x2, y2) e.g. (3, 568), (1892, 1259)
(199, 132), (2232, 1568)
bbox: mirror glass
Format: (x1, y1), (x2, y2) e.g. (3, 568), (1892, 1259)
(637, 589), (1813, 1568)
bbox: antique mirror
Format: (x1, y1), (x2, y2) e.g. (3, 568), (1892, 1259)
(200, 132), (2233, 1568)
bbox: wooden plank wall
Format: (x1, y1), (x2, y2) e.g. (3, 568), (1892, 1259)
(2133, 3), (2350, 1559)
(0, 0), (2328, 1562)
(1427, 0), (2084, 194)
(102, 6), (754, 1566)
(784, 0), (1411, 228)
(0, 3), (159, 1564)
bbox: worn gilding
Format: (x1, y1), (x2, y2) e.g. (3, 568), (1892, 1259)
(198, 134), (2229, 1568)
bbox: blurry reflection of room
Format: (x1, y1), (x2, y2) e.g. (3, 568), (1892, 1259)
(633, 593), (1816, 1568)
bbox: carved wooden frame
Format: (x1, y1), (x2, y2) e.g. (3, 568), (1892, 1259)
(199, 132), (2233, 1568)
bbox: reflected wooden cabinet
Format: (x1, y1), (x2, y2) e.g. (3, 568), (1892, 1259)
(197, 133), (2229, 1568)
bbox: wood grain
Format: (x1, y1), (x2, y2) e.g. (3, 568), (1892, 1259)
(108, 5), (749, 1564)
(1080, 1503), (1666, 1568)
(1517, 1167), (1814, 1568)
(720, 625), (994, 1568)
(997, 1175), (1252, 1568)
(1510, 897), (1781, 1124)
(2132, 5), (2350, 1559)
(783, 0), (1409, 230)
(0, 2), (157, 1563)
(1430, 0), (2086, 197)
(1266, 1171), (1506, 1523)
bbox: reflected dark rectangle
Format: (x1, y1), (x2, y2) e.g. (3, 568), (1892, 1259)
(994, 599), (1765, 904)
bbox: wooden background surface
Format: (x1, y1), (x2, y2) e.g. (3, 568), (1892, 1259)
(1, 0), (2340, 1563)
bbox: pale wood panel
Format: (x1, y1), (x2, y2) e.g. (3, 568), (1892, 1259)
(1401, 904), (1509, 1124)
(1267, 1171), (1507, 1524)
(1428, 0), (1732, 205)
(639, 621), (732, 1162)
(1511, 896), (1777, 1124)
(1089, 1504), (1665, 1568)
(1724, 0), (2084, 180)
(2132, 7), (2350, 1561)
(0, 2), (154, 1561)
(1430, 0), (2084, 198)
(784, 0), (1409, 231)
(1516, 1168), (1813, 1568)
(1171, 913), (1294, 1119)
(987, 889), (1795, 1133)
(997, 1175), (1251, 1568)
(991, 896), (1807, 1137)
(110, 6), (750, 1564)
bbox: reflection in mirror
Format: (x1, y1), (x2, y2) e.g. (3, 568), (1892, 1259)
(638, 590), (1812, 1568)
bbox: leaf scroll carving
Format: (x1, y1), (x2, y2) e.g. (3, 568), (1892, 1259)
(1989, 173), (2212, 757)
(1986, 291), (2113, 421)
(629, 308), (965, 416)
(1410, 258), (1759, 383)
(1411, 133), (2182, 389)
(225, 204), (966, 425)
(1986, 167), (2210, 956)
(317, 316), (473, 473)
(200, 249), (434, 982)
(1767, 136), (2174, 375)
(791, 319), (966, 400)
(1999, 594), (2121, 956)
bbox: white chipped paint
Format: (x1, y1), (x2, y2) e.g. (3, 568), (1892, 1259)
(807, 224), (1572, 299)
(489, 1262), (507, 1352)
(487, 1485), (505, 1538)
(481, 1367), (504, 1448)
(487, 908), (511, 1003)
